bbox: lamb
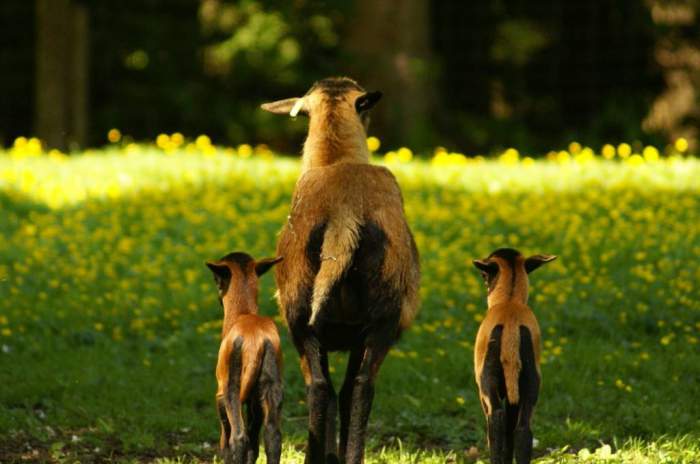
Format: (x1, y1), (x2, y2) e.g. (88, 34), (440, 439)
(206, 252), (284, 464)
(472, 248), (556, 464)
(261, 77), (420, 464)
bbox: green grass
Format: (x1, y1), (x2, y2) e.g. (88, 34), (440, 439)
(0, 148), (699, 463)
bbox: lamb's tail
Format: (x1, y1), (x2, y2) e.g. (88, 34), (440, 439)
(238, 338), (265, 403)
(500, 324), (522, 405)
(309, 214), (361, 325)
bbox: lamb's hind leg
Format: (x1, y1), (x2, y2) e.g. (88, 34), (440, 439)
(481, 325), (506, 464)
(245, 395), (262, 464)
(260, 341), (283, 464)
(225, 337), (248, 464)
(217, 396), (232, 463)
(505, 402), (518, 463)
(514, 326), (539, 464)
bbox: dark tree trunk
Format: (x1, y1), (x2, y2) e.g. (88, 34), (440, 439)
(346, 0), (434, 150)
(35, 0), (89, 150)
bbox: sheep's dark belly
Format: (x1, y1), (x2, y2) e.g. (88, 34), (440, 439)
(311, 274), (401, 351)
(312, 320), (367, 351)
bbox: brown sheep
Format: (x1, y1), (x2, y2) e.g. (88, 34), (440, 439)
(472, 248), (557, 464)
(206, 252), (284, 464)
(261, 77), (420, 464)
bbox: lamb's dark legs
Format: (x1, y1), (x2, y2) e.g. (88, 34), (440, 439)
(261, 342), (283, 464)
(245, 398), (263, 464)
(505, 402), (519, 463)
(217, 397), (233, 463)
(515, 326), (540, 464)
(224, 396), (247, 464)
(487, 408), (506, 464)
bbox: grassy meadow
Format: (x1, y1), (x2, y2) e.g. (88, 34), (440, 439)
(0, 137), (699, 463)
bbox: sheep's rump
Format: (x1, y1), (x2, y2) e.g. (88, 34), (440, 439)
(275, 163), (420, 346)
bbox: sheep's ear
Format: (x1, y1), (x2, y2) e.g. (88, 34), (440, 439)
(206, 261), (231, 294)
(473, 259), (498, 278)
(255, 256), (283, 276)
(524, 254), (557, 274)
(261, 98), (304, 116)
(355, 91), (382, 113)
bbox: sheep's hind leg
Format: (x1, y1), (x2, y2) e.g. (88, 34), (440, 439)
(338, 348), (363, 461)
(343, 343), (390, 464)
(322, 352), (339, 464)
(297, 331), (332, 464)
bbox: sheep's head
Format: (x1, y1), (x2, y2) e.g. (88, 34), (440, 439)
(473, 248), (556, 305)
(261, 77), (382, 133)
(206, 252), (283, 311)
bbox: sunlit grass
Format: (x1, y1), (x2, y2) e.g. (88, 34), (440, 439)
(0, 141), (698, 462)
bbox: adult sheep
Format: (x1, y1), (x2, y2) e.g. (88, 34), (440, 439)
(262, 77), (420, 464)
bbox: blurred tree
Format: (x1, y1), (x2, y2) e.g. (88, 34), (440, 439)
(643, 0), (700, 149)
(432, 1), (661, 153)
(196, 0), (353, 152)
(35, 0), (89, 150)
(0, 0), (678, 154)
(0, 2), (34, 147)
(346, 0), (435, 150)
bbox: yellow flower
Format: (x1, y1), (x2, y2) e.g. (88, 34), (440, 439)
(171, 132), (185, 147)
(601, 144), (615, 159)
(196, 135), (212, 149)
(237, 144), (253, 158)
(13, 136), (28, 149)
(675, 137), (689, 153)
(397, 147), (413, 163)
(108, 128), (122, 143)
(617, 143), (631, 158)
(366, 136), (381, 153)
(499, 147), (519, 164)
(643, 145), (659, 162)
(156, 133), (170, 149)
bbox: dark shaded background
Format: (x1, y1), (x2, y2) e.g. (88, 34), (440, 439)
(2, 0), (699, 154)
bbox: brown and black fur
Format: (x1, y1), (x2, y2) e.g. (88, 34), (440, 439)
(472, 248), (556, 464)
(206, 253), (284, 464)
(262, 77), (420, 464)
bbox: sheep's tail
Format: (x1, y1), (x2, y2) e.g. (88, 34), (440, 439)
(500, 324), (522, 405)
(309, 214), (361, 325)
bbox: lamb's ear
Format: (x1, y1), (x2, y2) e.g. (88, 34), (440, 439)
(524, 254), (557, 274)
(255, 256), (284, 276)
(355, 91), (382, 113)
(206, 261), (231, 294)
(260, 98), (304, 116)
(473, 259), (498, 279)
